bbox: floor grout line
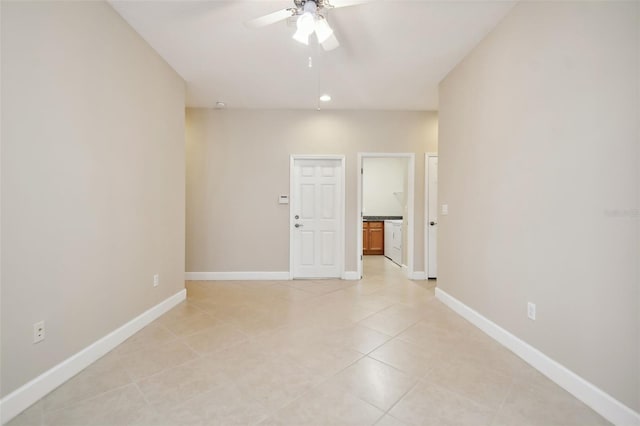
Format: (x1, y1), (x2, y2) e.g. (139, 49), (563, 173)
(487, 377), (516, 426)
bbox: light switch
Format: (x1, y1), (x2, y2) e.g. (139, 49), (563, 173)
(279, 195), (289, 205)
(441, 204), (449, 215)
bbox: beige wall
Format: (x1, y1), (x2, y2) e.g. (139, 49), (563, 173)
(1, 1), (185, 397)
(438, 1), (639, 411)
(186, 109), (437, 274)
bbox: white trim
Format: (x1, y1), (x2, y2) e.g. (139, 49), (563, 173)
(289, 155), (346, 280)
(0, 289), (186, 425)
(339, 157), (346, 280)
(424, 152), (438, 279)
(409, 271), (426, 280)
(357, 153), (416, 280)
(185, 271), (290, 281)
(289, 155), (295, 280)
(407, 157), (415, 277)
(435, 288), (640, 426)
(342, 271), (360, 280)
(356, 153), (363, 279)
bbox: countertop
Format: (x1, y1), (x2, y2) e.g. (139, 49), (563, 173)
(363, 216), (402, 221)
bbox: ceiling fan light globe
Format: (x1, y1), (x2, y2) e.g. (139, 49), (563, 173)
(321, 33), (340, 51)
(292, 28), (310, 45)
(296, 12), (316, 36)
(314, 18), (333, 43)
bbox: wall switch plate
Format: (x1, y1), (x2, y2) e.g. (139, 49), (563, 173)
(527, 302), (536, 320)
(278, 195), (289, 205)
(34, 321), (45, 343)
(441, 204), (449, 215)
(153, 274), (160, 287)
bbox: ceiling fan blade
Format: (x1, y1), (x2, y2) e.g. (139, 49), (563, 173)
(244, 8), (295, 28)
(324, 0), (373, 9)
(321, 32), (340, 51)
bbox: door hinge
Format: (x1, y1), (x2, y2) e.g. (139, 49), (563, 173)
(361, 168), (363, 174)
(360, 255), (363, 261)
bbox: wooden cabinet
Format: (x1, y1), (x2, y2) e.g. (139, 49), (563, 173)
(363, 221), (384, 255)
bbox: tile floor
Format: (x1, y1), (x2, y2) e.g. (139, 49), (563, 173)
(9, 256), (609, 426)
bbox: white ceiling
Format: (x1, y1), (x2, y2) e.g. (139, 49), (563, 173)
(109, 0), (515, 110)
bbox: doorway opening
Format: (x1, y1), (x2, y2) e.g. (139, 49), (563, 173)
(357, 153), (415, 279)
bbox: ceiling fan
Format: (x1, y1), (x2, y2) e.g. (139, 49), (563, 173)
(245, 0), (371, 51)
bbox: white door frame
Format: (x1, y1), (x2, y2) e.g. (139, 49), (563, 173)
(425, 152), (438, 279)
(289, 155), (346, 279)
(357, 153), (415, 279)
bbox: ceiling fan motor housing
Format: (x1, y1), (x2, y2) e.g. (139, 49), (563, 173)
(294, 0), (331, 12)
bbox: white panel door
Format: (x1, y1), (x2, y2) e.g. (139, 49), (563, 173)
(292, 158), (343, 278)
(427, 155), (438, 278)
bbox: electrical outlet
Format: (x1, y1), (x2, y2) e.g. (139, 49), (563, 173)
(527, 302), (536, 320)
(153, 274), (160, 287)
(33, 321), (45, 343)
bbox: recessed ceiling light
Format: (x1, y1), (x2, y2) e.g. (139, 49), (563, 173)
(319, 94), (331, 102)
(215, 101), (226, 109)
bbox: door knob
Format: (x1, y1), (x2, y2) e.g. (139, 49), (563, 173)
(295, 223), (303, 228)
(295, 215), (299, 219)
(430, 221), (437, 226)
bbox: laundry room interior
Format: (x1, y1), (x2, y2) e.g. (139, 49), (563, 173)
(361, 156), (409, 274)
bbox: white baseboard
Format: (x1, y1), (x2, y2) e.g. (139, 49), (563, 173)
(342, 271), (360, 280)
(435, 288), (640, 426)
(0, 289), (187, 425)
(185, 271), (290, 281)
(186, 271), (360, 281)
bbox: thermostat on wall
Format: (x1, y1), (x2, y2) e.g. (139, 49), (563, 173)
(279, 195), (289, 205)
